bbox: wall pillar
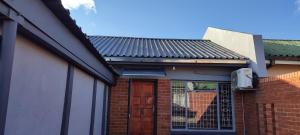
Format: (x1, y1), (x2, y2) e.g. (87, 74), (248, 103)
(0, 19), (18, 135)
(157, 79), (171, 135)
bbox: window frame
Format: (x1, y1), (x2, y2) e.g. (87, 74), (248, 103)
(170, 80), (236, 133)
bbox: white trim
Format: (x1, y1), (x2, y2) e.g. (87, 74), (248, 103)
(184, 82), (188, 129)
(265, 60), (300, 65)
(170, 80), (236, 132)
(275, 60), (300, 65)
(217, 83), (221, 130)
(231, 86), (236, 132)
(171, 129), (235, 132)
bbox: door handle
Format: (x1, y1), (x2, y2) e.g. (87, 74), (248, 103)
(153, 105), (155, 113)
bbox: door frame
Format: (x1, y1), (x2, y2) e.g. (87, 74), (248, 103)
(127, 79), (157, 135)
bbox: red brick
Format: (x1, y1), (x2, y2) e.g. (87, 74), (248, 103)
(240, 71), (300, 135)
(108, 78), (129, 135)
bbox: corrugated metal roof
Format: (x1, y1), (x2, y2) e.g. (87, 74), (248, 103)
(263, 39), (300, 58)
(88, 36), (247, 60)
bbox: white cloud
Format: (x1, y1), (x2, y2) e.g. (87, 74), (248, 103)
(61, 0), (96, 13)
(296, 0), (300, 11)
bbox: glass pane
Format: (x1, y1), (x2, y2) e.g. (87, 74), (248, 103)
(187, 82), (218, 129)
(187, 82), (217, 91)
(172, 81), (186, 129)
(219, 83), (233, 129)
(171, 81), (233, 131)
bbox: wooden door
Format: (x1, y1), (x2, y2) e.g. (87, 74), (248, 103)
(129, 80), (155, 135)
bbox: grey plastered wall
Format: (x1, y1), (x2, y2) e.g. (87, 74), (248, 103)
(93, 81), (106, 135)
(3, 0), (114, 82)
(203, 27), (267, 77)
(68, 68), (94, 135)
(5, 35), (68, 135)
(113, 65), (239, 81)
(165, 66), (237, 81)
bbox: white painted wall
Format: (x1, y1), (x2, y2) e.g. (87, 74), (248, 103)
(68, 68), (94, 135)
(268, 65), (300, 77)
(203, 27), (267, 77)
(93, 81), (106, 135)
(5, 35), (68, 135)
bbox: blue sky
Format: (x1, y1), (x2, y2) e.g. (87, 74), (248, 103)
(62, 0), (300, 39)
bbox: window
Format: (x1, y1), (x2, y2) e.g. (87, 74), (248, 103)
(172, 81), (186, 129)
(172, 81), (233, 131)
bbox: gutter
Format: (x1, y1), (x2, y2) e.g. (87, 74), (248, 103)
(105, 57), (249, 66)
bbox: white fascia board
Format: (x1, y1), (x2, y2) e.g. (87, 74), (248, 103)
(265, 60), (300, 65)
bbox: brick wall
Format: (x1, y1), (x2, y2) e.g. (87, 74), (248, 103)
(234, 92), (244, 135)
(108, 79), (171, 135)
(242, 71), (300, 135)
(188, 92), (218, 128)
(108, 78), (129, 135)
(109, 73), (300, 135)
(157, 79), (171, 135)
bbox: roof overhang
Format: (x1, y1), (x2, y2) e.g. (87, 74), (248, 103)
(105, 57), (248, 67)
(0, 1), (117, 85)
